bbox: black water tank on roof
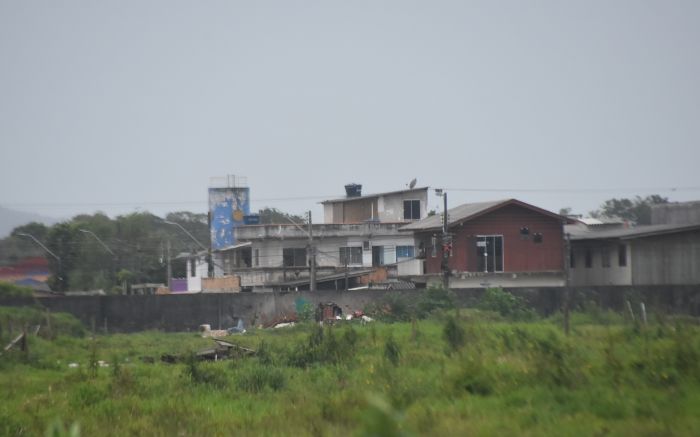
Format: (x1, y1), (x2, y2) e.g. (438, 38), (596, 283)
(344, 183), (362, 197)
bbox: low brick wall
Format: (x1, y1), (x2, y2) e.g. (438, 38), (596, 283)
(202, 276), (240, 292)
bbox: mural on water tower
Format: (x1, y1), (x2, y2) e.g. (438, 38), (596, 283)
(208, 187), (250, 250)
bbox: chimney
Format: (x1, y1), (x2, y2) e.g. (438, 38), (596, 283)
(344, 183), (362, 198)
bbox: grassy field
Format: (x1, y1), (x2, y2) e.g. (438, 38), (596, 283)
(1, 294), (700, 436)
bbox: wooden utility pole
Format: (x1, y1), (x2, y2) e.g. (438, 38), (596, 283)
(344, 256), (349, 292)
(308, 211), (317, 292)
(563, 232), (571, 335)
(441, 191), (450, 290)
(166, 239), (172, 292)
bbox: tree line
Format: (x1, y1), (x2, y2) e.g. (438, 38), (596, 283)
(0, 207), (305, 292)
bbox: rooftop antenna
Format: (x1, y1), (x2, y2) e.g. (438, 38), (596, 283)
(408, 178), (417, 189)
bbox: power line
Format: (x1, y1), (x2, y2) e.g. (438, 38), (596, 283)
(4, 185), (699, 210)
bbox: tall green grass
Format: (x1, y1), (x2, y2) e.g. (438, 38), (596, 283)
(1, 303), (699, 436)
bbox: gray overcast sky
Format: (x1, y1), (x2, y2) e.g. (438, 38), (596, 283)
(1, 0), (699, 221)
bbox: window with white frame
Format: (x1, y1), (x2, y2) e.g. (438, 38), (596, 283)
(339, 247), (362, 265)
(476, 235), (503, 272)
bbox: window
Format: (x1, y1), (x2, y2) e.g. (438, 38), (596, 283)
(403, 200), (421, 220)
(601, 247), (611, 268)
(476, 235), (503, 272)
(283, 248), (307, 267)
(396, 245), (415, 258)
(339, 247), (362, 265)
(533, 233), (543, 243)
(254, 249), (259, 267)
(570, 248), (575, 269)
(585, 249), (592, 268)
(618, 244), (627, 267)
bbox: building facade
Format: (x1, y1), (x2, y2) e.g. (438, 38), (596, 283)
(568, 223), (700, 286)
(401, 199), (566, 287)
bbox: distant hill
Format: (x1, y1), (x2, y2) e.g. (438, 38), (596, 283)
(0, 206), (58, 238)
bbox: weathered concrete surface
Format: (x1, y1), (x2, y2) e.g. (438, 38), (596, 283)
(2, 285), (699, 332)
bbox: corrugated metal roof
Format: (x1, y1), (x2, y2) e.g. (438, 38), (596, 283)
(320, 187), (429, 204)
(400, 198), (563, 232)
(566, 223), (700, 241)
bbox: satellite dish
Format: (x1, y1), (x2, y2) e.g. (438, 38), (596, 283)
(409, 178), (417, 189)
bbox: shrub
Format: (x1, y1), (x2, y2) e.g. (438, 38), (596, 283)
(237, 366), (286, 392)
(182, 354), (228, 388)
(287, 325), (358, 367)
(0, 283), (33, 298)
(443, 316), (466, 353)
(415, 287), (455, 318)
(451, 357), (495, 396)
(478, 288), (535, 320)
(384, 335), (401, 366)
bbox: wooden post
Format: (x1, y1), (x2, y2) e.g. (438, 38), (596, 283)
(563, 233), (571, 335)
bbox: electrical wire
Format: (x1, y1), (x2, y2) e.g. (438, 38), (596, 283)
(3, 185), (699, 210)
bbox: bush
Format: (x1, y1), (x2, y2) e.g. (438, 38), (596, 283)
(384, 335), (401, 366)
(287, 325), (358, 367)
(237, 365), (286, 392)
(478, 288), (535, 320)
(0, 283), (33, 298)
(0, 306), (85, 340)
(182, 354), (228, 388)
(415, 287), (455, 318)
(443, 317), (466, 352)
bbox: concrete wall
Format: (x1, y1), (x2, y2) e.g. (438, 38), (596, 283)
(652, 201), (700, 225)
(322, 188), (429, 224)
(4, 284), (700, 332)
(377, 189), (429, 222)
(632, 231), (700, 285)
(570, 242), (632, 286)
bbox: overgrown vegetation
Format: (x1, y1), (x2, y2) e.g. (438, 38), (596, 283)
(0, 282), (34, 298)
(1, 303), (700, 436)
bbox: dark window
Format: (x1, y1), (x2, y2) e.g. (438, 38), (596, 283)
(396, 245), (415, 258)
(585, 249), (592, 268)
(339, 247), (362, 265)
(533, 233), (543, 243)
(601, 247), (611, 268)
(476, 235), (504, 272)
(570, 249), (575, 269)
(403, 200), (421, 220)
(618, 244), (627, 267)
(239, 247), (252, 268)
(283, 248), (307, 267)
(254, 249), (259, 267)
(372, 246), (384, 267)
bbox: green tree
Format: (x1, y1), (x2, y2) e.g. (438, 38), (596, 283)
(589, 195), (669, 225)
(257, 207), (305, 225)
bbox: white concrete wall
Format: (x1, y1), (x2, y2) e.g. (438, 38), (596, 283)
(377, 189), (429, 222)
(250, 234), (416, 269)
(570, 242), (632, 286)
(186, 255), (208, 292)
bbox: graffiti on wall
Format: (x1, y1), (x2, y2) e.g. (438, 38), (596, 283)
(209, 187), (250, 250)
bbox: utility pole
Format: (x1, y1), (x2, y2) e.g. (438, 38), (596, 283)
(440, 191), (450, 289)
(563, 232), (571, 335)
(344, 255), (349, 292)
(166, 239), (172, 292)
(308, 211), (317, 292)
